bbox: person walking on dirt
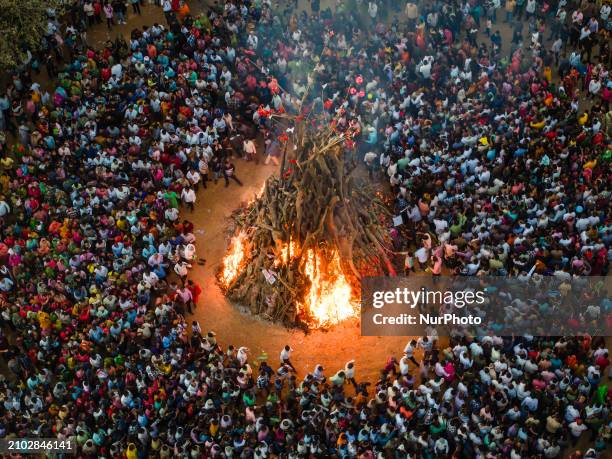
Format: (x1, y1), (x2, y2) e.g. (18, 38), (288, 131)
(181, 186), (196, 212)
(223, 159), (243, 187)
(130, 0), (141, 15)
(103, 2), (115, 30)
(243, 138), (257, 162)
(264, 138), (280, 165)
(280, 345), (296, 372)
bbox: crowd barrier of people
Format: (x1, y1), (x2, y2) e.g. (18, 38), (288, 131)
(0, 0), (610, 457)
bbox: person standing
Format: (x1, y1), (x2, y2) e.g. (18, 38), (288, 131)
(176, 285), (193, 314)
(186, 280), (202, 306)
(198, 157), (209, 189)
(344, 360), (357, 388)
(551, 37), (563, 66)
(223, 160), (243, 187)
(569, 419), (588, 445)
(45, 55), (57, 80)
(103, 2), (115, 30)
(83, 1), (95, 26)
(113, 0), (127, 24)
(415, 244), (429, 271)
(515, 0), (525, 20)
(243, 138), (257, 162)
(405, 2), (418, 27)
(368, 1), (378, 22)
(93, 0), (103, 24)
(210, 156), (222, 184)
(404, 340), (419, 366)
(504, 0), (515, 23)
(364, 151), (377, 179)
(174, 260), (191, 286)
(264, 138), (280, 165)
(181, 187), (196, 212)
(186, 169), (201, 191)
(130, 0), (141, 15)
(489, 0), (500, 24)
(280, 345), (296, 372)
(162, 0), (172, 23)
(404, 250), (415, 275)
(525, 0), (536, 20)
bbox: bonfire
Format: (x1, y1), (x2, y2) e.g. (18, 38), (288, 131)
(218, 114), (394, 329)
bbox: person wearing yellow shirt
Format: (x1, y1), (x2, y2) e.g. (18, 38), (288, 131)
(125, 443), (137, 459)
(38, 311), (51, 330)
(210, 419), (220, 437)
(337, 432), (348, 448)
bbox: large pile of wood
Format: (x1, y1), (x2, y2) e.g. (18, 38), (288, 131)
(219, 121), (394, 327)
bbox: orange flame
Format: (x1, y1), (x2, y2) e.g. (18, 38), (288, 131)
(298, 247), (358, 327)
(221, 234), (358, 328)
(256, 182), (266, 199)
(220, 232), (248, 288)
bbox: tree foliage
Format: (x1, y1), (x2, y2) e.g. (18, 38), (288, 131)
(0, 0), (66, 70)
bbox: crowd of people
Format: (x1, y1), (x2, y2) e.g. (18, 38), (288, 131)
(0, 0), (610, 457)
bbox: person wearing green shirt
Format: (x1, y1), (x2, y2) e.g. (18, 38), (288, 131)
(430, 417), (447, 435)
(397, 156), (410, 172)
(163, 191), (179, 208)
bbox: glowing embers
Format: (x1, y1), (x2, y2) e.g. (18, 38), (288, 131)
(221, 234), (358, 328)
(298, 247), (359, 327)
(220, 232), (248, 289)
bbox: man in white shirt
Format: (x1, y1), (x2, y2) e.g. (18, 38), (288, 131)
(568, 419), (587, 443)
(344, 360), (356, 387)
(162, 0), (173, 21)
(181, 187), (196, 212)
(418, 56), (433, 79)
(602, 3), (611, 21)
(186, 170), (201, 190)
(246, 32), (258, 50)
(243, 138), (257, 162)
(403, 340), (419, 366)
(280, 345), (296, 371)
(368, 1), (378, 20)
(174, 261), (191, 285)
(417, 336), (434, 358)
(415, 246), (429, 270)
(111, 62), (123, 79)
(551, 37), (563, 65)
(165, 207), (179, 222)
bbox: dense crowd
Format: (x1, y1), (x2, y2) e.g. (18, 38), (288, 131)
(0, 0), (611, 457)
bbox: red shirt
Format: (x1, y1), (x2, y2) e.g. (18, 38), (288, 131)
(595, 355), (610, 372)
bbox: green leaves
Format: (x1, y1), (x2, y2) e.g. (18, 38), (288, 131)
(0, 0), (66, 69)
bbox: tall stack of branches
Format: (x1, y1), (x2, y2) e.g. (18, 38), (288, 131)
(219, 118), (395, 327)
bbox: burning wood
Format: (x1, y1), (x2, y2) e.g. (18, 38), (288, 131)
(218, 118), (394, 329)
